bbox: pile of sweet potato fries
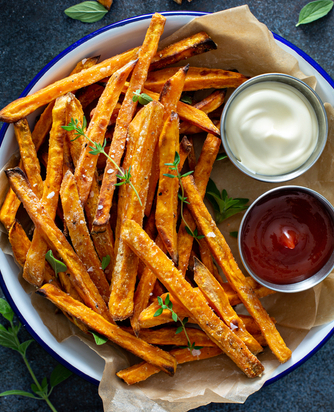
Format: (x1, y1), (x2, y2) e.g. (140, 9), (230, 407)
(0, 13), (291, 384)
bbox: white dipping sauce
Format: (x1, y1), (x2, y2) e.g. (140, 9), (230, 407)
(225, 81), (318, 175)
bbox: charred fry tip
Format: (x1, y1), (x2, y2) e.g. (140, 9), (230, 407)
(35, 288), (47, 297)
(5, 167), (27, 180)
(183, 63), (190, 73)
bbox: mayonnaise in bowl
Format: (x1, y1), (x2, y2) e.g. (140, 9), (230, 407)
(221, 73), (328, 183)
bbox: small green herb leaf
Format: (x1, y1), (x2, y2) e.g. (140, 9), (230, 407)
(101, 255), (111, 270)
(64, 1), (108, 23)
(0, 390), (39, 399)
(0, 329), (20, 351)
(206, 179), (249, 224)
(153, 308), (163, 317)
(50, 364), (73, 388)
(175, 326), (184, 334)
(90, 331), (108, 345)
(180, 95), (193, 105)
(216, 152), (227, 161)
(172, 312), (178, 322)
(0, 298), (14, 322)
(296, 0), (333, 26)
(132, 90), (153, 105)
(230, 231), (238, 238)
(163, 173), (176, 179)
(46, 250), (67, 278)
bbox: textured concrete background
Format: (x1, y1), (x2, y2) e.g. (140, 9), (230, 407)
(1, 1), (334, 411)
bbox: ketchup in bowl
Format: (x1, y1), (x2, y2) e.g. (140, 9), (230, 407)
(239, 187), (334, 288)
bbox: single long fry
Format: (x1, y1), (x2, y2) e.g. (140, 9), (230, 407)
(0, 48), (139, 123)
(178, 133), (221, 275)
(23, 95), (68, 286)
(66, 94), (115, 279)
(71, 56), (100, 74)
(156, 111), (179, 263)
(74, 59), (137, 205)
(8, 220), (60, 288)
(179, 89), (226, 135)
(6, 167), (112, 322)
(14, 119), (43, 199)
(38, 284), (177, 376)
(122, 219), (264, 378)
(60, 171), (110, 304)
(94, 13), (166, 227)
(150, 32), (217, 71)
(182, 175), (292, 363)
(109, 101), (164, 320)
(117, 347), (222, 385)
(145, 67), (248, 92)
(194, 258), (263, 354)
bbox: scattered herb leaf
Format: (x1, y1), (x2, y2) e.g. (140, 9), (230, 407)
(101, 255), (111, 270)
(90, 331), (108, 345)
(216, 152), (227, 161)
(45, 250), (67, 278)
(296, 0), (333, 26)
(230, 231), (238, 238)
(64, 1), (108, 23)
(132, 90), (153, 105)
(180, 95), (192, 105)
(206, 178), (249, 224)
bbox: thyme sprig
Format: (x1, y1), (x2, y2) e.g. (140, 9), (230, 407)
(153, 294), (203, 352)
(62, 117), (142, 206)
(164, 152), (203, 241)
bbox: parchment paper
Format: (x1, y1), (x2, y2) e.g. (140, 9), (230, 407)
(1, 5), (334, 411)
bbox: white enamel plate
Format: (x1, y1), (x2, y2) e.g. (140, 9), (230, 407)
(0, 11), (333, 388)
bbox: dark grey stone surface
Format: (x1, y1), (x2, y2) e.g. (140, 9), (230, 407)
(1, 1), (334, 411)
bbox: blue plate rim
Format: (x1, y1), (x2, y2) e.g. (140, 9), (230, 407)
(1, 9), (334, 390)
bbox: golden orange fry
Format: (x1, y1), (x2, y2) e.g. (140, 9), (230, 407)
(182, 175), (292, 364)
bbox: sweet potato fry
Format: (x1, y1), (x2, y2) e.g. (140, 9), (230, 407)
(156, 111), (179, 263)
(179, 89), (226, 135)
(14, 119), (43, 199)
(71, 56), (100, 75)
(178, 133), (221, 276)
(0, 185), (22, 231)
(74, 59), (137, 205)
(39, 284), (177, 375)
(6, 167), (112, 322)
(194, 258), (263, 354)
(8, 220), (60, 288)
(0, 48), (139, 123)
(109, 101), (164, 320)
(144, 66), (188, 218)
(23, 95), (68, 286)
(94, 13), (166, 228)
(97, 0), (112, 10)
(122, 326), (216, 347)
(117, 347), (222, 385)
(150, 32), (217, 71)
(60, 171), (110, 304)
(182, 175), (292, 363)
(122, 219), (264, 378)
(65, 93), (116, 280)
(145, 67), (248, 93)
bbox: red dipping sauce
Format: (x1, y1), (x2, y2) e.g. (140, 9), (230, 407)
(240, 188), (334, 285)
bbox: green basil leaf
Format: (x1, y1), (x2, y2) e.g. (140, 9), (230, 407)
(31, 383), (39, 394)
(0, 298), (14, 322)
(101, 255), (110, 270)
(50, 364), (73, 388)
(0, 390), (39, 399)
(90, 331), (108, 345)
(0, 330), (19, 351)
(296, 0), (333, 26)
(64, 1), (108, 23)
(45, 250), (67, 277)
